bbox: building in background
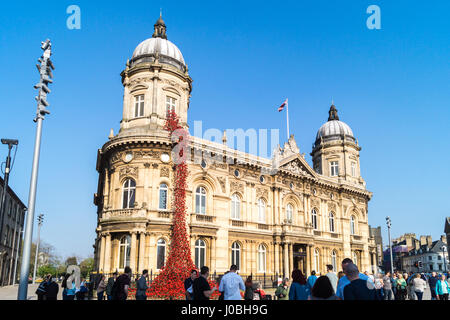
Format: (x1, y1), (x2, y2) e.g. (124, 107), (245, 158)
(402, 237), (448, 273)
(369, 226), (383, 272)
(445, 217), (450, 260)
(92, 16), (378, 279)
(0, 177), (26, 286)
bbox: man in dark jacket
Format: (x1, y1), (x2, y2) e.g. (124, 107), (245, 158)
(35, 276), (49, 300)
(343, 263), (376, 300)
(114, 267), (131, 300)
(184, 269), (197, 300)
(105, 272), (117, 300)
(136, 270), (149, 300)
(428, 272), (438, 300)
(46, 275), (59, 300)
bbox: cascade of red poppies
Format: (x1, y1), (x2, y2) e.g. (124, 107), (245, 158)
(148, 110), (197, 300)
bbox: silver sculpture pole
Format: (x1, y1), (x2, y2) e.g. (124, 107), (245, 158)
(18, 39), (54, 300)
(386, 216), (394, 275)
(32, 214), (43, 284)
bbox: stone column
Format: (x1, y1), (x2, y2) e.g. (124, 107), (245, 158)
(98, 234), (106, 272)
(211, 236), (217, 273)
(288, 243), (293, 275)
(283, 242), (289, 278)
(274, 241), (280, 274)
(130, 231), (137, 273)
(138, 232), (146, 273)
(144, 232), (150, 271)
(148, 233), (156, 271)
(306, 245), (312, 276)
(104, 233), (112, 273)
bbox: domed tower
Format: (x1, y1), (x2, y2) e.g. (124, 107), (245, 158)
(118, 14), (192, 137)
(311, 104), (365, 187)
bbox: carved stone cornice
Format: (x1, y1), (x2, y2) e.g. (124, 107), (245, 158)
(119, 166), (138, 180)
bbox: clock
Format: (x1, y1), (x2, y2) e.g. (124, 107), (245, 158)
(124, 152), (133, 162)
(161, 153), (170, 163)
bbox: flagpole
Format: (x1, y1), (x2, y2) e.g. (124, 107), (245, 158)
(286, 98), (290, 138)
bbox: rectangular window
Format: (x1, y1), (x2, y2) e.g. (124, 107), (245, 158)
(166, 96), (176, 114)
(134, 95), (145, 118)
(351, 162), (356, 177)
(330, 161), (339, 177)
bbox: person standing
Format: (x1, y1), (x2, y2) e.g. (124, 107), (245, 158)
(193, 266), (217, 300)
(184, 269), (197, 300)
(336, 258), (373, 300)
(218, 265), (245, 300)
(307, 271), (318, 291)
(310, 276), (338, 300)
(396, 274), (407, 300)
(289, 269), (310, 300)
(275, 278), (289, 300)
(114, 267), (132, 301)
(325, 265), (338, 294)
(435, 274), (450, 300)
(343, 263), (376, 300)
(412, 273), (426, 301)
(382, 272), (393, 300)
(46, 275), (59, 300)
(105, 272), (117, 300)
(96, 275), (107, 300)
(35, 276), (49, 300)
(391, 273), (398, 299)
(136, 270), (149, 300)
(76, 278), (88, 300)
(374, 274), (384, 300)
(428, 272), (438, 300)
(244, 276), (254, 301)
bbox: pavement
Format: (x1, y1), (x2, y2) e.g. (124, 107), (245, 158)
(0, 283), (433, 300)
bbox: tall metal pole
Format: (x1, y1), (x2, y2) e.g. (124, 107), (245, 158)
(386, 216), (394, 275)
(18, 39), (54, 300)
(32, 214), (43, 284)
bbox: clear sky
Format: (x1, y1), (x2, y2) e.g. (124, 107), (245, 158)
(0, 0), (449, 259)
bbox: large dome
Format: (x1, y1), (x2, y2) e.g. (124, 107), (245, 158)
(129, 15), (186, 72)
(315, 104), (356, 143)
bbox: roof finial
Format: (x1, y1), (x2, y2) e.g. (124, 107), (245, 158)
(331, 97), (334, 106)
(153, 12), (167, 39)
(328, 103), (339, 121)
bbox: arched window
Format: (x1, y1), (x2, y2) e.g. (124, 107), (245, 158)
(118, 235), (131, 269)
(350, 216), (356, 235)
(231, 194), (241, 220)
(156, 238), (166, 269)
(329, 212), (335, 232)
(311, 209), (318, 230)
(314, 249), (320, 273)
(122, 179), (136, 209)
(195, 239), (206, 269)
(286, 204), (293, 223)
(195, 187), (207, 214)
(258, 198), (266, 223)
(231, 242), (241, 270)
(159, 183), (168, 210)
(257, 244), (267, 272)
(331, 250), (337, 272)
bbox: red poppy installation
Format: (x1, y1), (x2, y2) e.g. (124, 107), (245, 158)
(148, 110), (197, 299)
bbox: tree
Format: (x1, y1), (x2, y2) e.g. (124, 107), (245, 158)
(37, 265), (57, 278)
(65, 256), (78, 266)
(80, 257), (94, 278)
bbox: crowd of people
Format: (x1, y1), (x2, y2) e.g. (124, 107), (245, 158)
(33, 259), (450, 301)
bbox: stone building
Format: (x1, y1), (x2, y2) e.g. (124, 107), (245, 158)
(369, 226), (383, 271)
(0, 177), (26, 286)
(93, 16), (378, 278)
(402, 238), (448, 273)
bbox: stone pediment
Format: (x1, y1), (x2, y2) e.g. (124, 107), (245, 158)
(278, 156), (316, 178)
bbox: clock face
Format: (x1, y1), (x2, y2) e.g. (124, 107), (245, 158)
(124, 153), (133, 162)
(161, 153), (170, 163)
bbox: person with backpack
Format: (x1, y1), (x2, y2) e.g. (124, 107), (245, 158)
(45, 274), (59, 300)
(136, 270), (149, 300)
(112, 267), (132, 300)
(35, 275), (49, 300)
(105, 272), (117, 300)
(275, 278), (289, 300)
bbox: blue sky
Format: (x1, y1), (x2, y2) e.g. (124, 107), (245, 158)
(0, 0), (449, 259)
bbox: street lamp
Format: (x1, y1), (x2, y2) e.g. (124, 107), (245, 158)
(32, 214), (44, 284)
(442, 245), (448, 274)
(18, 39), (54, 300)
(386, 216), (394, 275)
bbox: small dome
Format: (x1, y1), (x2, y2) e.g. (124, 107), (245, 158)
(315, 104), (356, 144)
(130, 16), (186, 72)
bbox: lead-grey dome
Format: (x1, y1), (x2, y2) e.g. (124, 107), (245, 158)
(315, 105), (356, 144)
(130, 15), (186, 72)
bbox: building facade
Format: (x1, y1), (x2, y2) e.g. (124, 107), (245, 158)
(0, 177), (26, 286)
(369, 226), (383, 271)
(402, 239), (448, 273)
(93, 16), (377, 278)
